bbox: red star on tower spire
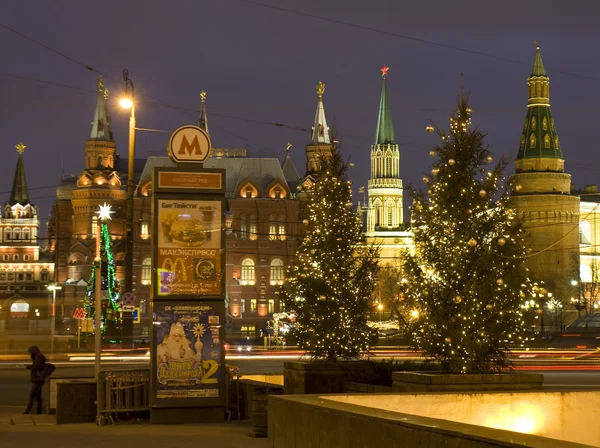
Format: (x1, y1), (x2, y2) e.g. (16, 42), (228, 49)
(380, 65), (390, 78)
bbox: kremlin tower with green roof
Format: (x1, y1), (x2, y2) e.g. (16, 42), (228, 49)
(365, 66), (412, 262)
(510, 43), (579, 305)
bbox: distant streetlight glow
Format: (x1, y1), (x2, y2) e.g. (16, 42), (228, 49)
(377, 304), (383, 311)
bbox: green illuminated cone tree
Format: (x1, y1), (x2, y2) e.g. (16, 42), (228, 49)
(401, 96), (529, 373)
(281, 148), (380, 361)
(83, 211), (121, 340)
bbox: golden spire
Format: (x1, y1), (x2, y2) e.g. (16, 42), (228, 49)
(98, 75), (104, 92)
(316, 81), (325, 99)
(286, 142), (292, 153)
(15, 142), (26, 154)
(200, 90), (207, 103)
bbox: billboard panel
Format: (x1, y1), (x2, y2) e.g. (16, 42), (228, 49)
(151, 300), (224, 407)
(156, 199), (223, 297)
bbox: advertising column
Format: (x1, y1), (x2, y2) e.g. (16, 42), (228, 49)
(151, 125), (226, 424)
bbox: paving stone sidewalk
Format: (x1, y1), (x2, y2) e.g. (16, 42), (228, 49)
(0, 417), (268, 448)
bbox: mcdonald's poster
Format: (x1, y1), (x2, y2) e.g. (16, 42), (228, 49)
(157, 199), (222, 297)
(153, 301), (222, 401)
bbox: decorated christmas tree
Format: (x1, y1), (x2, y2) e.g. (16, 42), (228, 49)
(281, 149), (380, 361)
(401, 96), (529, 373)
(83, 203), (121, 340)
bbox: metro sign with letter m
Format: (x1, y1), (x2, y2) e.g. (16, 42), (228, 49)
(167, 125), (212, 164)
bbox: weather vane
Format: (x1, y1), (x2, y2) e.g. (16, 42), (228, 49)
(316, 81), (325, 99)
(200, 90), (206, 102)
(15, 142), (26, 154)
(381, 65), (390, 79)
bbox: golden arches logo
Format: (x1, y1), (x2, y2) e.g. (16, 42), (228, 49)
(162, 257), (188, 281)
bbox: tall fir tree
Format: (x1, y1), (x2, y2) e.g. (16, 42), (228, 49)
(282, 149), (380, 361)
(83, 204), (121, 339)
(401, 96), (529, 373)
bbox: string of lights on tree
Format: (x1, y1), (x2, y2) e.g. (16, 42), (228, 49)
(83, 203), (121, 336)
(280, 148), (380, 361)
(402, 95), (533, 374)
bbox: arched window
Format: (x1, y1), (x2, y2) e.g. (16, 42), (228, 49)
(580, 220), (592, 246)
(2, 255), (8, 261)
(270, 258), (284, 285)
(241, 259), (255, 285)
(544, 134), (551, 149)
(240, 215), (247, 239)
(40, 269), (49, 282)
(13, 228), (21, 241)
(388, 207), (393, 226)
(13, 255), (19, 261)
(386, 153), (392, 177)
(4, 228), (11, 241)
(141, 257), (152, 285)
(375, 205), (380, 227)
(22, 228), (30, 241)
(23, 255), (29, 261)
(249, 215), (257, 240)
(91, 216), (98, 236)
(278, 215), (286, 241)
(269, 216), (277, 240)
(97, 156), (103, 168)
(530, 133), (536, 148)
(140, 214), (150, 240)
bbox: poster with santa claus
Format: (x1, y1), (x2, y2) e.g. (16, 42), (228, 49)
(152, 301), (223, 405)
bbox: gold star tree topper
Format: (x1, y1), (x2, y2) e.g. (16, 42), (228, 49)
(96, 203), (115, 221)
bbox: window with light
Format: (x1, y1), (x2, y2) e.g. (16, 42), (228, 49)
(270, 258), (284, 285)
(249, 215), (257, 240)
(91, 216), (98, 236)
(241, 258), (256, 285)
(141, 257), (152, 285)
(240, 215), (247, 239)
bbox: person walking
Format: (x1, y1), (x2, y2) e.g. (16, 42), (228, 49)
(24, 345), (46, 414)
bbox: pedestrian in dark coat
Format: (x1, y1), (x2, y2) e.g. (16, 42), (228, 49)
(24, 345), (46, 414)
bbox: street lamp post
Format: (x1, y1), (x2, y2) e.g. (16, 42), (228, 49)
(47, 284), (62, 355)
(120, 69), (136, 345)
(377, 303), (383, 322)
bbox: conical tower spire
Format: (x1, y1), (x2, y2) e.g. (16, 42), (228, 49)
(311, 81), (330, 144)
(375, 65), (395, 145)
(531, 41), (547, 77)
(9, 142), (31, 206)
(199, 90), (209, 134)
(516, 42), (561, 163)
(89, 75), (113, 140)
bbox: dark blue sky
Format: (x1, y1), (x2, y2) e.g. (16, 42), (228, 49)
(2, 1), (599, 227)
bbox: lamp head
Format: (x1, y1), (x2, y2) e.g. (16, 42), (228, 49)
(120, 97), (133, 109)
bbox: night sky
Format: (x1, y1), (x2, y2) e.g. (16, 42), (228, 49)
(2, 1), (600, 233)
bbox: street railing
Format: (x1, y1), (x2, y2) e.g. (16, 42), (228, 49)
(96, 367), (150, 425)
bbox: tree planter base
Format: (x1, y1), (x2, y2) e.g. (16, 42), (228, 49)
(284, 361), (363, 394)
(392, 371), (544, 393)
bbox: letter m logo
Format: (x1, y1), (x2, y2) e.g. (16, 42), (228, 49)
(178, 135), (202, 156)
